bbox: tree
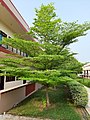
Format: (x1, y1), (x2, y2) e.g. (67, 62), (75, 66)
(0, 3), (90, 107)
(0, 38), (83, 107)
(29, 3), (90, 48)
(0, 53), (77, 107)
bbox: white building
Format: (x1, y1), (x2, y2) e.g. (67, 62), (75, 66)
(0, 0), (41, 114)
(82, 63), (90, 78)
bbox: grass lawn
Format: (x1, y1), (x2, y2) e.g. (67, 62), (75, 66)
(8, 85), (81, 120)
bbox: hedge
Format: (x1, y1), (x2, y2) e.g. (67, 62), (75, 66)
(77, 78), (90, 88)
(67, 81), (88, 107)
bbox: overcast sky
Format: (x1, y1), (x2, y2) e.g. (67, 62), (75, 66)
(13, 0), (90, 63)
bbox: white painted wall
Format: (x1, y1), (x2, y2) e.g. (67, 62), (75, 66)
(4, 80), (23, 90)
(0, 21), (13, 37)
(0, 86), (25, 114)
(0, 83), (42, 114)
(3, 0), (29, 32)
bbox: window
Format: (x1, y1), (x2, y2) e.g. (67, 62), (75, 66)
(0, 76), (4, 90)
(0, 33), (2, 45)
(0, 30), (7, 45)
(6, 76), (15, 82)
(0, 71), (4, 90)
(23, 80), (26, 84)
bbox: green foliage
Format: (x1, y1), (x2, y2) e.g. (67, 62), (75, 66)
(3, 38), (43, 57)
(77, 78), (90, 87)
(29, 3), (90, 48)
(0, 56), (76, 86)
(60, 56), (83, 73)
(25, 55), (65, 70)
(57, 21), (90, 48)
(8, 86), (81, 120)
(29, 3), (61, 44)
(0, 3), (90, 107)
(67, 81), (88, 107)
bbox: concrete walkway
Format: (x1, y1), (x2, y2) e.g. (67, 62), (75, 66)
(0, 114), (50, 120)
(84, 86), (90, 115)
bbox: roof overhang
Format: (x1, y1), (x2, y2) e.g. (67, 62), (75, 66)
(0, 0), (30, 34)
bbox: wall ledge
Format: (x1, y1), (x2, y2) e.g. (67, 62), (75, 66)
(0, 83), (29, 94)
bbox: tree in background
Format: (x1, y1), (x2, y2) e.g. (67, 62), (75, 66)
(0, 3), (90, 107)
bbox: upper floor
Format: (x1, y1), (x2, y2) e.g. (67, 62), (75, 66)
(0, 0), (33, 91)
(0, 0), (34, 41)
(0, 0), (35, 56)
(0, 0), (30, 33)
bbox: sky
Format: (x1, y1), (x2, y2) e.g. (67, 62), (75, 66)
(13, 0), (90, 63)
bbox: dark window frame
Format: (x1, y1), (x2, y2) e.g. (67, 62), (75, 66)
(6, 76), (15, 82)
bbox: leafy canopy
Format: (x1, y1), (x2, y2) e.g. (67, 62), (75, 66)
(1, 3), (90, 85)
(1, 3), (90, 107)
(29, 3), (90, 48)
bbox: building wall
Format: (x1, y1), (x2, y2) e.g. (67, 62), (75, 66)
(0, 0), (42, 114)
(0, 21), (13, 37)
(35, 83), (43, 90)
(0, 83), (42, 114)
(81, 63), (90, 78)
(3, 0), (29, 32)
(0, 85), (25, 114)
(4, 80), (23, 90)
(25, 83), (35, 96)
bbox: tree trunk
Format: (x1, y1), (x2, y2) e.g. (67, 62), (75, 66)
(46, 85), (50, 108)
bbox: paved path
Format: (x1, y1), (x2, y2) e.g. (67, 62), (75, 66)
(84, 86), (90, 115)
(0, 114), (50, 120)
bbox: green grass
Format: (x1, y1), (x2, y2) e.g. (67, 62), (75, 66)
(8, 86), (81, 120)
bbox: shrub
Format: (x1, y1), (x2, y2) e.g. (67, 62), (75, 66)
(67, 81), (88, 107)
(77, 78), (90, 87)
